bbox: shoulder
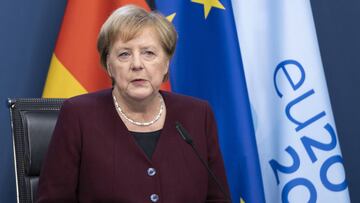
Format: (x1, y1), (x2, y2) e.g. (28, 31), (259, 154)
(161, 91), (215, 124)
(161, 90), (211, 110)
(61, 88), (112, 111)
(161, 91), (209, 106)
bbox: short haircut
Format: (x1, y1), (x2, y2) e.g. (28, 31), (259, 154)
(97, 5), (178, 70)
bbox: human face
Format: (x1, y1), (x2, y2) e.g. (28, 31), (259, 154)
(107, 27), (169, 102)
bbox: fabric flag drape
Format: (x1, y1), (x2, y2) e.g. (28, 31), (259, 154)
(155, 1), (265, 202)
(232, 0), (350, 202)
(42, 0), (152, 98)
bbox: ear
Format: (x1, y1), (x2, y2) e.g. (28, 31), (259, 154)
(107, 66), (112, 77)
(164, 60), (170, 74)
(162, 60), (170, 82)
(106, 60), (113, 77)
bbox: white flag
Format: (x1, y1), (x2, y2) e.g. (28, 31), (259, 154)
(231, 0), (351, 202)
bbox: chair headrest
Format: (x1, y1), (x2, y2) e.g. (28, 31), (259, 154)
(22, 111), (59, 176)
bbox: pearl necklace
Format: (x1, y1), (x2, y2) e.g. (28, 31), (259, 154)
(112, 94), (164, 126)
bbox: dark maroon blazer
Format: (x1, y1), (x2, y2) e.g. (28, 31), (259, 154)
(37, 89), (230, 203)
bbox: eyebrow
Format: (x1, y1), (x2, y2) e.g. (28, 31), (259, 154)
(112, 44), (159, 52)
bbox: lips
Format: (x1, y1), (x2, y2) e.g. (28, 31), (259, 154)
(131, 78), (147, 86)
(132, 78), (145, 82)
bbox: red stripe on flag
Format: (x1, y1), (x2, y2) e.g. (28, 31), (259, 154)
(54, 0), (150, 92)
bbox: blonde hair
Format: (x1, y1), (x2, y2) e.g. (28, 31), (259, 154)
(97, 5), (178, 70)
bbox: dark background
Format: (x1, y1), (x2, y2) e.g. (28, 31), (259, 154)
(311, 0), (360, 202)
(0, 1), (67, 202)
(0, 0), (358, 202)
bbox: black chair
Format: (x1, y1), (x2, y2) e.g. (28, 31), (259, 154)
(8, 98), (64, 203)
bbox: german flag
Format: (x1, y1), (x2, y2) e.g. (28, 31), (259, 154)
(42, 0), (169, 98)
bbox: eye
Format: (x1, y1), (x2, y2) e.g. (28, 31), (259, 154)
(145, 51), (155, 55)
(118, 52), (131, 60)
(142, 50), (156, 60)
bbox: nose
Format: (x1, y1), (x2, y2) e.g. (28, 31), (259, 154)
(130, 53), (144, 71)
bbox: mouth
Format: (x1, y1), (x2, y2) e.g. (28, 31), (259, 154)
(132, 78), (146, 82)
(131, 78), (147, 86)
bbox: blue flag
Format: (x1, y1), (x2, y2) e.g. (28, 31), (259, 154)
(232, 0), (350, 202)
(155, 1), (265, 202)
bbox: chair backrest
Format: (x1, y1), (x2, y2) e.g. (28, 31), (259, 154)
(8, 98), (64, 203)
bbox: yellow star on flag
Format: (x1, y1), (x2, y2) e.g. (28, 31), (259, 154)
(191, 0), (225, 19)
(166, 13), (176, 22)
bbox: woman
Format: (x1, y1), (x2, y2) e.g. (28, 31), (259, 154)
(37, 5), (230, 203)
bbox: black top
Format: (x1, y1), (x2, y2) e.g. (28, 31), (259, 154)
(130, 130), (161, 159)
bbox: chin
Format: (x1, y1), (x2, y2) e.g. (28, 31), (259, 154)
(127, 89), (157, 101)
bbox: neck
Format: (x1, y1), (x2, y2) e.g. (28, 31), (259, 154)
(112, 89), (161, 120)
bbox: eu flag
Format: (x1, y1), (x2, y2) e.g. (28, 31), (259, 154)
(155, 1), (265, 202)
